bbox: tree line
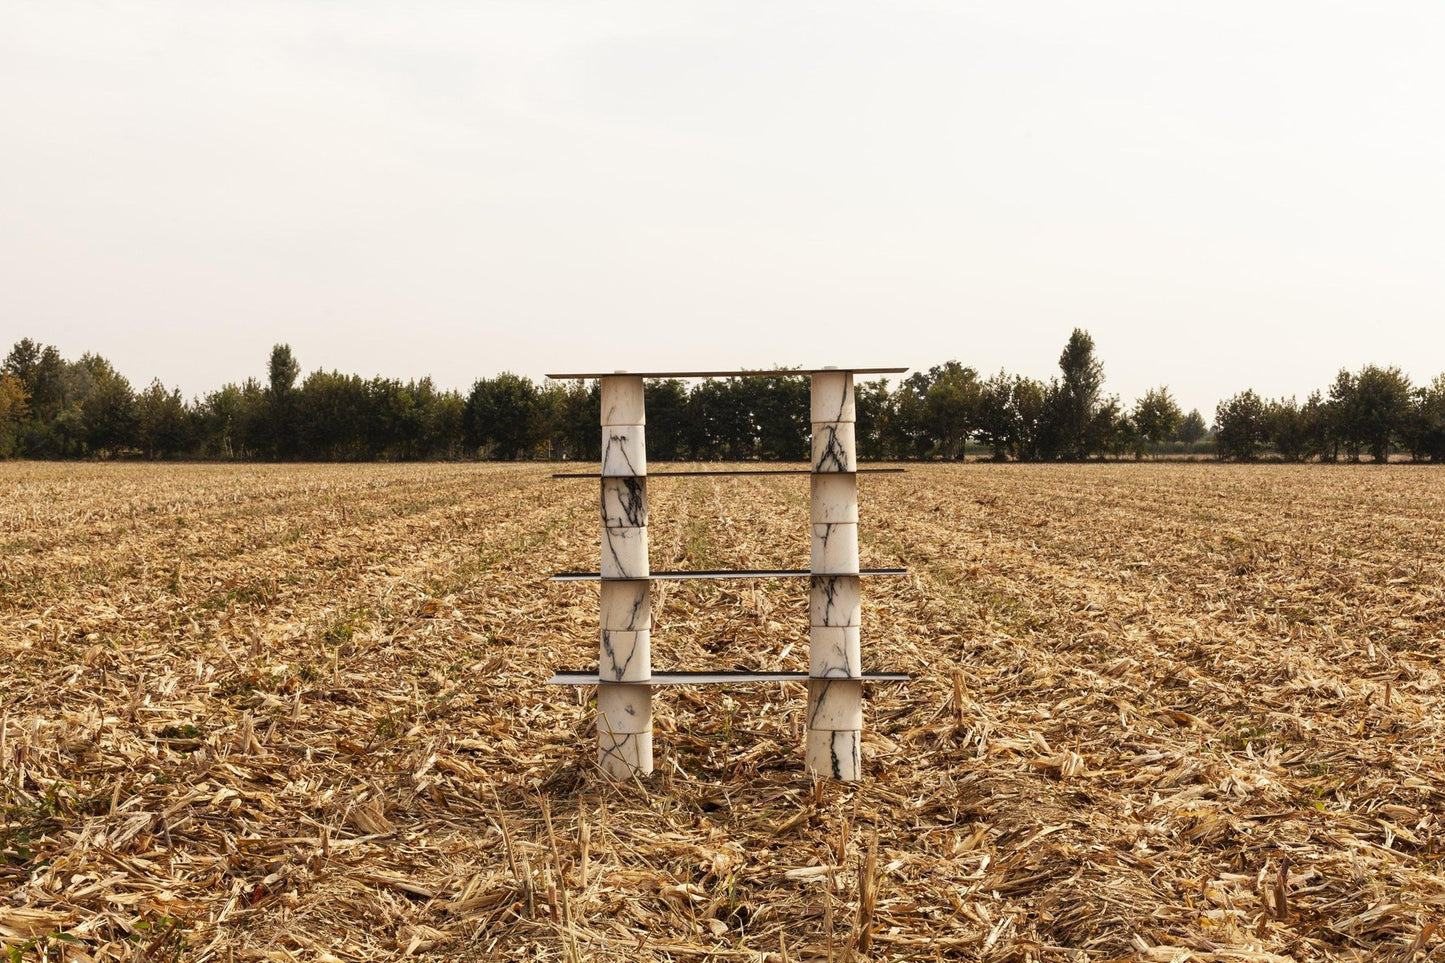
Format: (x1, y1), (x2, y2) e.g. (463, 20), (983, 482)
(2, 333), (1442, 462)
(1214, 367), (1445, 462)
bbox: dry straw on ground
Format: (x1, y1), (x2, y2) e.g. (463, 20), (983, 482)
(1, 461), (1442, 961)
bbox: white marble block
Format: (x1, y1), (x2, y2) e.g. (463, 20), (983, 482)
(600, 579), (651, 631)
(806, 729), (861, 781)
(599, 729), (653, 779)
(811, 522), (859, 575)
(601, 425), (647, 477)
(806, 679), (864, 730)
(810, 575), (861, 627)
(811, 371), (855, 423)
(810, 473), (858, 524)
(601, 376), (646, 426)
(600, 629), (650, 682)
(597, 684), (652, 733)
(810, 625), (861, 678)
(601, 525), (649, 579)
(811, 421), (856, 472)
(601, 477), (648, 527)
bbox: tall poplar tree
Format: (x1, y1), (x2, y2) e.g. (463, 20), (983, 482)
(1056, 329), (1105, 459)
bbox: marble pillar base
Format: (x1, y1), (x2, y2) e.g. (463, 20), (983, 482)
(811, 421), (857, 472)
(601, 525), (649, 579)
(600, 580), (651, 631)
(810, 575), (861, 628)
(811, 371), (856, 423)
(806, 679), (863, 730)
(600, 629), (650, 682)
(597, 684), (652, 733)
(602, 425), (647, 477)
(811, 522), (859, 575)
(601, 477), (648, 527)
(810, 473), (859, 524)
(599, 730), (653, 779)
(809, 625), (861, 678)
(806, 729), (861, 781)
(601, 376), (646, 426)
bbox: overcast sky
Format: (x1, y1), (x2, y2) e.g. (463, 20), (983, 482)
(3, 1), (1442, 417)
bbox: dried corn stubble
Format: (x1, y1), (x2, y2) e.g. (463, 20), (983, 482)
(1, 461), (1442, 961)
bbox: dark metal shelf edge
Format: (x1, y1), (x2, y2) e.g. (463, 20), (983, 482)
(552, 468), (906, 478)
(546, 367), (908, 380)
(549, 670), (910, 685)
(548, 568), (908, 582)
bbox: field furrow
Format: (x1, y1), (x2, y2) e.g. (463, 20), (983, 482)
(2, 462), (1442, 961)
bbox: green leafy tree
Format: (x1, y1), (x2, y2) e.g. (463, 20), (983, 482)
(1299, 391), (1330, 461)
(1263, 397), (1312, 462)
(1175, 409), (1207, 446)
(361, 377), (407, 459)
(4, 340), (76, 455)
(1214, 390), (1266, 461)
(1055, 329), (1105, 460)
(741, 371), (809, 461)
(33, 346), (69, 421)
(887, 371), (932, 459)
(3, 340), (44, 429)
(1012, 376), (1053, 461)
(465, 373), (542, 459)
(77, 354), (136, 456)
(135, 379), (189, 458)
(0, 372), (29, 457)
(1325, 369), (1360, 461)
(3, 339), (42, 386)
(426, 389), (467, 459)
(1132, 387), (1182, 456)
(644, 379), (689, 460)
(543, 378), (601, 462)
(296, 370), (367, 459)
(533, 381), (566, 460)
(1351, 364), (1413, 462)
(687, 378), (758, 459)
(268, 343), (301, 395)
(236, 378), (269, 456)
(394, 377), (460, 460)
(3, 340), (66, 421)
(1090, 396), (1135, 459)
(266, 344), (301, 459)
(973, 370), (1015, 461)
(197, 383), (245, 458)
(923, 363), (981, 460)
(197, 379), (267, 458)
(1403, 374), (1445, 462)
(854, 379), (893, 460)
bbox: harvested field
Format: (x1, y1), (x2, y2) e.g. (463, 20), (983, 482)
(2, 461), (1444, 961)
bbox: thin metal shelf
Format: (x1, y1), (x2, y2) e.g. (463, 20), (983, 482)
(549, 670), (910, 686)
(549, 568), (907, 582)
(547, 367), (908, 380)
(552, 468), (905, 478)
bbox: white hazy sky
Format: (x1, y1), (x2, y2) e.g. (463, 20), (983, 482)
(3, 1), (1443, 418)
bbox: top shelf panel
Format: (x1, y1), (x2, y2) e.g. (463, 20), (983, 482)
(552, 468), (905, 478)
(545, 367), (909, 380)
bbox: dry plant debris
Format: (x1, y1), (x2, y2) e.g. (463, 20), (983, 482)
(1, 461), (1443, 961)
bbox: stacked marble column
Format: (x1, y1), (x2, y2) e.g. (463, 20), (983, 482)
(806, 370), (864, 780)
(597, 376), (652, 778)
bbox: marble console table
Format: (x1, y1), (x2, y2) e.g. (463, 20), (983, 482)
(545, 366), (911, 781)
